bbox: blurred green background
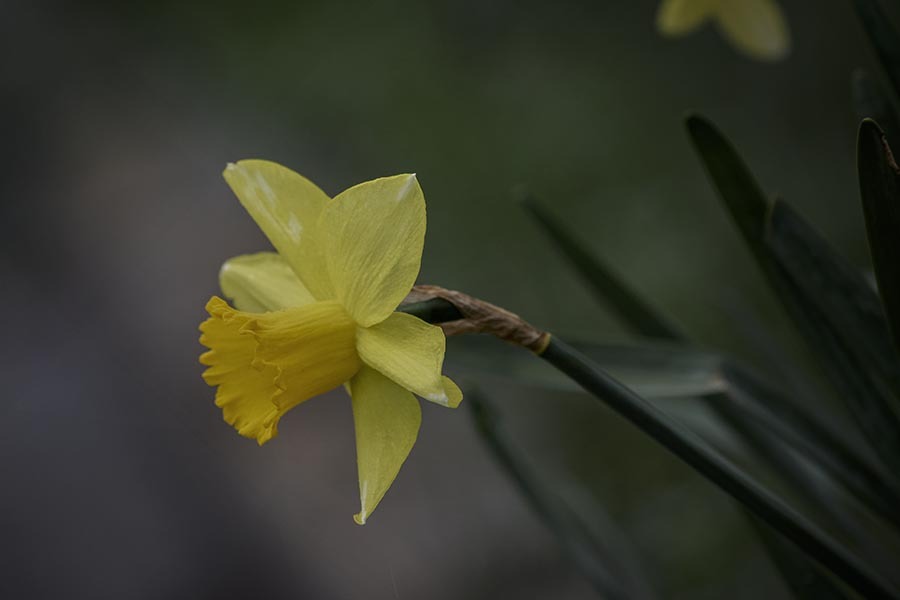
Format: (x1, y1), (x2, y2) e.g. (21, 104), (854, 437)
(2, 0), (893, 598)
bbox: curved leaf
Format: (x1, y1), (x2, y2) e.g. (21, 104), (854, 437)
(687, 114), (900, 477)
(853, 69), (900, 151)
(858, 119), (900, 355)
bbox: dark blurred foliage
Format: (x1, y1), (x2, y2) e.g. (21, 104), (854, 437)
(0, 0), (891, 598)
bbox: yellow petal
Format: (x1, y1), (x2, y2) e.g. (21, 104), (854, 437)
(715, 0), (790, 61)
(219, 252), (315, 312)
(656, 0), (717, 36)
(199, 296), (361, 443)
(356, 312), (461, 407)
(349, 366), (422, 525)
(319, 174), (426, 327)
(223, 160), (333, 299)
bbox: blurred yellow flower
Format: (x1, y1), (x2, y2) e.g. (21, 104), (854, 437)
(656, 0), (790, 61)
(199, 161), (462, 524)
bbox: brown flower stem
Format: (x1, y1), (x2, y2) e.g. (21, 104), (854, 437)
(403, 285), (550, 354)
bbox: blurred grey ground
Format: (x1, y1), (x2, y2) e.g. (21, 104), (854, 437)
(0, 0), (886, 597)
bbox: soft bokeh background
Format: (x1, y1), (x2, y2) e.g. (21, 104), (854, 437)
(2, 1), (893, 598)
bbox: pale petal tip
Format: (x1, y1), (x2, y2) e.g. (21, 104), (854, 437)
(222, 162), (241, 180)
(442, 376), (464, 409)
(425, 391), (450, 407)
(396, 173), (419, 201)
(353, 511), (368, 525)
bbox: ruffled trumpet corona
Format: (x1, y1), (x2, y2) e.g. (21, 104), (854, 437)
(199, 161), (461, 524)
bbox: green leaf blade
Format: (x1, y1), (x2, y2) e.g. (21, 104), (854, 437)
(687, 114), (900, 476)
(853, 69), (900, 150)
(520, 195), (681, 340)
(851, 0), (900, 99)
(541, 338), (899, 599)
(858, 119), (900, 355)
(685, 115), (771, 261)
(764, 199), (900, 471)
(451, 334), (900, 531)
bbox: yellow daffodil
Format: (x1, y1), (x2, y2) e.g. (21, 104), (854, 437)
(656, 0), (790, 62)
(199, 161), (462, 524)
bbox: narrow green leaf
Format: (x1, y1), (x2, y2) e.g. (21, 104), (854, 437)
(853, 69), (900, 151)
(517, 178), (893, 516)
(764, 200), (900, 469)
(858, 119), (900, 355)
(711, 399), (851, 599)
(516, 174), (900, 526)
(447, 334), (900, 530)
(851, 0), (900, 99)
(687, 114), (900, 476)
(467, 390), (657, 600)
(520, 195), (681, 340)
(449, 336), (726, 400)
(766, 200), (898, 379)
(685, 115), (771, 265)
(723, 364), (900, 531)
(751, 518), (850, 600)
(540, 338), (899, 599)
(517, 191), (860, 541)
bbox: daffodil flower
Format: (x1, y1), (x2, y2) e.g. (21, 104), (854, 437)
(199, 161), (462, 524)
(656, 0), (790, 62)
